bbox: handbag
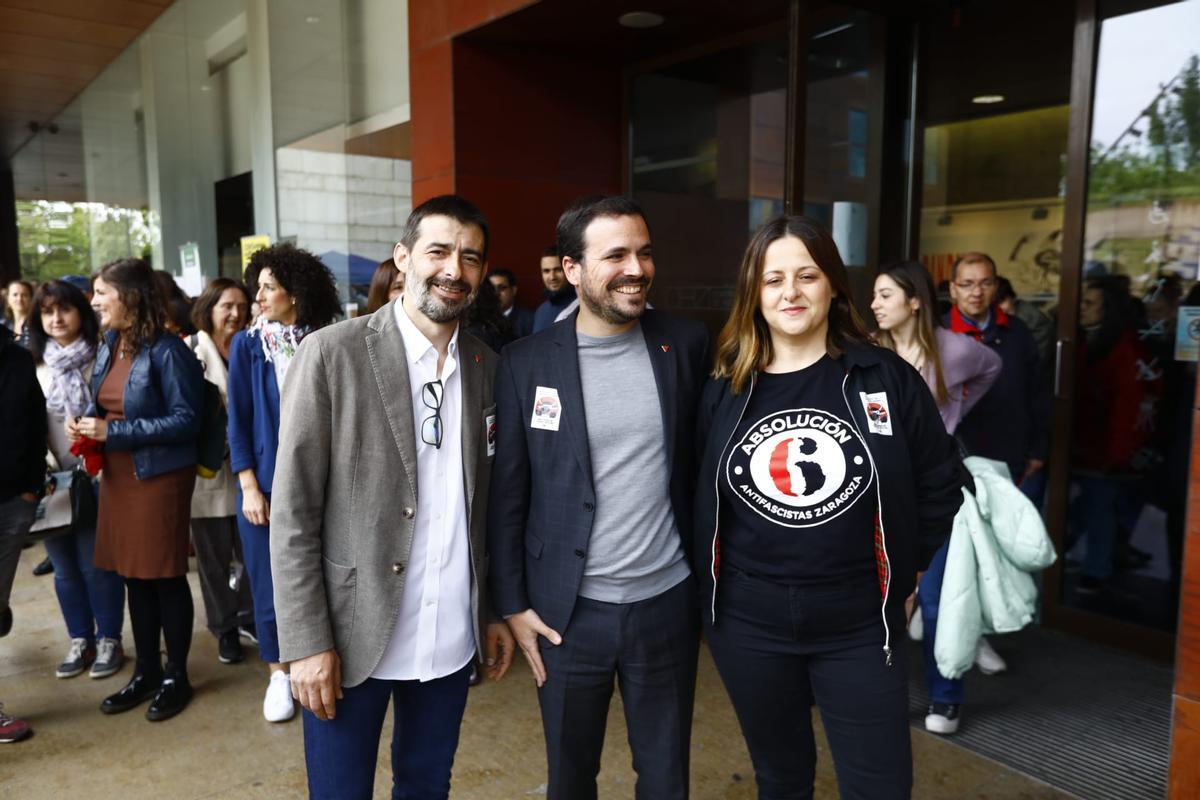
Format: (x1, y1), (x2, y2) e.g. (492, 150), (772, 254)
(27, 467), (99, 542)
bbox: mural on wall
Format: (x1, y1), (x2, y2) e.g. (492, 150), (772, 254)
(919, 200), (1064, 301)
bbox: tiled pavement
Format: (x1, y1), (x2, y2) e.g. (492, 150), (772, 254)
(0, 545), (1071, 798)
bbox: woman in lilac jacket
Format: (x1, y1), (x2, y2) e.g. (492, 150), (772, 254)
(871, 260), (1001, 737)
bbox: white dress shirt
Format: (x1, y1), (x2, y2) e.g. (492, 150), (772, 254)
(371, 298), (476, 682)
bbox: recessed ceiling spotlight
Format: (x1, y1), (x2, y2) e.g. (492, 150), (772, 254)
(618, 11), (665, 29)
(972, 94), (1005, 105)
(305, 15), (320, 24)
(199, 84), (211, 92)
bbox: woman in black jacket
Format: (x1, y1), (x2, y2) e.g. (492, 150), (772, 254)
(695, 215), (966, 800)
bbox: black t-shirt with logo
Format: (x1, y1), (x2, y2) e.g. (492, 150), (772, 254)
(719, 355), (878, 585)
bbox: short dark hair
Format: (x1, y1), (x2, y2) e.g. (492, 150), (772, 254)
(245, 243), (341, 329)
(28, 280), (100, 363)
(400, 195), (490, 261)
(951, 251), (997, 280)
(994, 276), (1016, 304)
(541, 244), (559, 259)
(490, 268), (517, 286)
(556, 195), (648, 265)
(191, 277), (250, 335)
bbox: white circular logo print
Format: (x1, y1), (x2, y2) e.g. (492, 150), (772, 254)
(725, 408), (872, 528)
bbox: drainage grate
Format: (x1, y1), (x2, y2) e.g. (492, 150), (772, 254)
(907, 626), (1172, 800)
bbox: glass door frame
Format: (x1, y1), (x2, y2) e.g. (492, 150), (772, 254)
(1026, 0), (1174, 659)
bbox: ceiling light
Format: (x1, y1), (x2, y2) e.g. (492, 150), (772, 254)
(305, 15), (320, 24)
(813, 23), (853, 40)
(618, 11), (665, 29)
(971, 94), (1005, 105)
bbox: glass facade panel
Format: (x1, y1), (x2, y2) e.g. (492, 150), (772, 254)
(802, 5), (885, 307)
(1060, 0), (1200, 630)
(9, 0), (410, 308)
(630, 34), (789, 328)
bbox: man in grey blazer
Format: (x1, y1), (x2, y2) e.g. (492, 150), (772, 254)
(271, 195), (514, 800)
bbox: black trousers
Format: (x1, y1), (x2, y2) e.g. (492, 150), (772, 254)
(537, 575), (699, 800)
(190, 516), (254, 636)
(125, 576), (194, 678)
(705, 568), (911, 800)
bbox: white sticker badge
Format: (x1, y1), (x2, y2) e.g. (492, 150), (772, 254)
(530, 386), (562, 431)
(859, 391), (893, 436)
(486, 413), (497, 457)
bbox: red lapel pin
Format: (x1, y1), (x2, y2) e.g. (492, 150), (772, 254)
(660, 345), (671, 353)
(474, 353), (482, 364)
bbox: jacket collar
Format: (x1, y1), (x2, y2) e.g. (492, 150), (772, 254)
(949, 305), (1008, 339)
(839, 340), (888, 370)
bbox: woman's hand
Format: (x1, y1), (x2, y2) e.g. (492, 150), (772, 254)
(65, 417), (82, 443)
(242, 484), (271, 527)
(74, 417), (108, 442)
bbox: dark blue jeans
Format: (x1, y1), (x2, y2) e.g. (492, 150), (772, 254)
(917, 540), (964, 705)
(302, 663), (472, 800)
(706, 568), (911, 800)
(235, 493), (279, 663)
(43, 528), (125, 641)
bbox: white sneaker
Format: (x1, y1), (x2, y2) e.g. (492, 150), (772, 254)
(908, 607), (923, 641)
(974, 637), (1007, 675)
(924, 703), (961, 735)
(263, 671), (295, 722)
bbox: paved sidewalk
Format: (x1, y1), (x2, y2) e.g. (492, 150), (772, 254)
(0, 545), (1070, 798)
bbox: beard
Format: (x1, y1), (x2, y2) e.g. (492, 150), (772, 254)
(579, 274), (649, 325)
(410, 274), (477, 323)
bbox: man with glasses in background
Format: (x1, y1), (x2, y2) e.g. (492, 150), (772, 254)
(270, 195), (514, 799)
(945, 251), (1049, 502)
(490, 268), (535, 339)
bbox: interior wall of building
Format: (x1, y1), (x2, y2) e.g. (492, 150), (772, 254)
(452, 40), (622, 295)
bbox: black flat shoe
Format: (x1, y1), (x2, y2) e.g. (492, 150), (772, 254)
(32, 557), (53, 577)
(100, 671), (162, 714)
(145, 674), (193, 722)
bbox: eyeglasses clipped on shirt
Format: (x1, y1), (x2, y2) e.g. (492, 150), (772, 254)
(421, 379), (443, 449)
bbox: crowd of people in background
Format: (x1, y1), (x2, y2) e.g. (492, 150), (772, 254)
(0, 195), (1191, 799)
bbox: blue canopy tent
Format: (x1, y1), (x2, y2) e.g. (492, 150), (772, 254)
(318, 250), (379, 289)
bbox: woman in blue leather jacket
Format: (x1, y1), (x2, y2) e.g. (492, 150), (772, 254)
(69, 258), (203, 723)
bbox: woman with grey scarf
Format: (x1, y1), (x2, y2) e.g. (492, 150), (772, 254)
(30, 280), (126, 680)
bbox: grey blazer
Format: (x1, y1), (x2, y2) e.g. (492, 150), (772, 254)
(269, 305), (497, 687)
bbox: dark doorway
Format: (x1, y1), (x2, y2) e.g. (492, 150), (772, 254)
(215, 172), (254, 278)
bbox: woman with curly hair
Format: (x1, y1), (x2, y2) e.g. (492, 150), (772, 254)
(67, 258), (204, 722)
(227, 243), (340, 722)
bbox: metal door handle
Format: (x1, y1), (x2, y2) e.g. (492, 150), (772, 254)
(1054, 338), (1069, 398)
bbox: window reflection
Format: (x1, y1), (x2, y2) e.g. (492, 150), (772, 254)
(1062, 0), (1200, 630)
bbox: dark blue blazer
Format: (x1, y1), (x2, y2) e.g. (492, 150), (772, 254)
(487, 310), (711, 635)
(88, 330), (203, 480)
(227, 329), (281, 494)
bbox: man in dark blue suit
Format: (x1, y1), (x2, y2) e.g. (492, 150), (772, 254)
(488, 196), (709, 800)
(489, 268), (535, 339)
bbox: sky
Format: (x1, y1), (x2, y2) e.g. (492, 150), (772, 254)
(1091, 0), (1200, 149)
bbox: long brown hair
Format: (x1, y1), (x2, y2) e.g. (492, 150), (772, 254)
(875, 261), (948, 404)
(714, 215), (873, 394)
(366, 259), (399, 313)
(95, 258), (167, 354)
